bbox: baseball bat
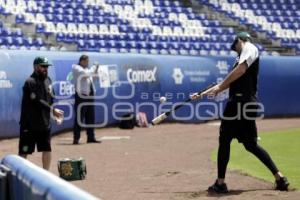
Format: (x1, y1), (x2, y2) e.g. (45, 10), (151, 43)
(151, 83), (216, 125)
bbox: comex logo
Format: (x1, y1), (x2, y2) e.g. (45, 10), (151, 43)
(127, 67), (157, 83)
(172, 68), (184, 85)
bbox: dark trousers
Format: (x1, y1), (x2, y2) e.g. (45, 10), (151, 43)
(73, 93), (95, 142)
(217, 100), (279, 179)
(217, 136), (279, 179)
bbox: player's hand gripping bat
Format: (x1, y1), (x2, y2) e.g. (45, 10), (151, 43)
(151, 83), (216, 125)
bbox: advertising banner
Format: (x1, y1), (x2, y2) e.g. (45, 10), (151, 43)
(0, 50), (299, 138)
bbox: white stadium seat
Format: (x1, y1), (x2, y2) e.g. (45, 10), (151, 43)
(56, 23), (67, 33)
(67, 23), (78, 34)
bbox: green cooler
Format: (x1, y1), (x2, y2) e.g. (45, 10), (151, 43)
(58, 158), (87, 181)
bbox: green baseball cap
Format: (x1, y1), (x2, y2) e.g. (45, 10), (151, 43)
(33, 56), (52, 66)
(231, 32), (252, 51)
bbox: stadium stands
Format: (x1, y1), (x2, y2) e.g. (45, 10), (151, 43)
(0, 0), (299, 55)
(0, 20), (46, 50)
(198, 0), (300, 54)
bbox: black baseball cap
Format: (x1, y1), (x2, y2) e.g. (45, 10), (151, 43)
(231, 32), (252, 51)
(33, 56), (52, 66)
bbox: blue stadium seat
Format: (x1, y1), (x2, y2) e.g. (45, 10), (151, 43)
(34, 38), (44, 47)
(56, 33), (65, 42)
(65, 33), (75, 43)
(24, 37), (33, 47)
(148, 35), (158, 42)
(15, 14), (26, 24)
(179, 36), (188, 43)
(13, 29), (23, 37)
(36, 24), (45, 33)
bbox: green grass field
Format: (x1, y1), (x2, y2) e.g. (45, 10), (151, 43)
(211, 128), (300, 189)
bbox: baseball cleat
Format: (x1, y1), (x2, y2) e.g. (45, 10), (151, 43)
(207, 180), (229, 194)
(275, 177), (289, 191)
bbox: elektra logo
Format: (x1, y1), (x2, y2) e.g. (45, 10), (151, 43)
(172, 68), (184, 84)
(59, 81), (75, 96)
(55, 71), (75, 97)
(127, 67), (157, 83)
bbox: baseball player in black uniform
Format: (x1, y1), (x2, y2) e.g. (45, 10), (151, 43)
(191, 32), (289, 192)
(19, 56), (63, 170)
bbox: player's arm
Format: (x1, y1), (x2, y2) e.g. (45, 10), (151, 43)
(72, 64), (99, 77)
(47, 79), (63, 119)
(25, 80), (63, 119)
(193, 43), (257, 100)
(190, 62), (247, 100)
(39, 98), (63, 120)
(218, 62), (247, 91)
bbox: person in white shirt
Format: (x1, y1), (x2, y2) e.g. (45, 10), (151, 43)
(72, 55), (100, 144)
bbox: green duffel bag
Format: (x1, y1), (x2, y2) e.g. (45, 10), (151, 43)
(58, 158), (87, 181)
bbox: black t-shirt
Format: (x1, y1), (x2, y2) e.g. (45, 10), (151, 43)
(229, 42), (259, 101)
(20, 73), (54, 131)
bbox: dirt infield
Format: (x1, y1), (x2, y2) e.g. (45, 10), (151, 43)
(1, 118), (300, 200)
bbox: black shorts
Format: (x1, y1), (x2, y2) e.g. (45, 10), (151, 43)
(18, 127), (51, 154)
(220, 100), (258, 143)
